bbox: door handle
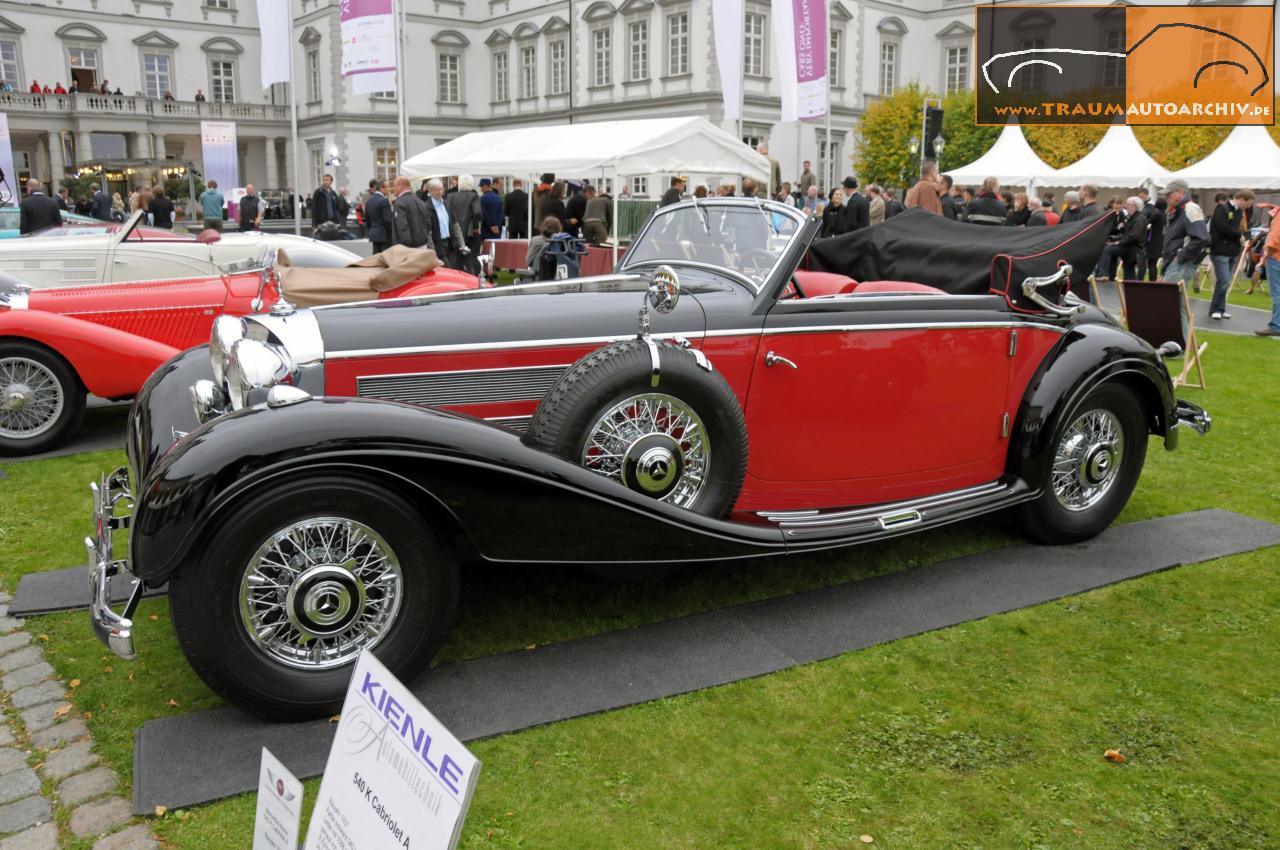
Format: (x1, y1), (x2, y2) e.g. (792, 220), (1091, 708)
(765, 351), (798, 370)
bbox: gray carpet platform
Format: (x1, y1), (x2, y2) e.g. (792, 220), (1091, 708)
(9, 567), (166, 617)
(131, 508), (1279, 814)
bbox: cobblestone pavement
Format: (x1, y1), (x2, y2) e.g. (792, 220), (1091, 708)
(0, 594), (159, 850)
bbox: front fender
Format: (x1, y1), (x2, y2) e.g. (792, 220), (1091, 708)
(1008, 321), (1176, 492)
(0, 309), (179, 398)
(128, 396), (785, 584)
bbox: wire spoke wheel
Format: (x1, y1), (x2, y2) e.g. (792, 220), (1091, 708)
(238, 516), (404, 670)
(580, 392), (710, 509)
(1052, 408), (1124, 512)
(0, 356), (65, 440)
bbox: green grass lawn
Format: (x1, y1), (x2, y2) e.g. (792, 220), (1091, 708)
(1, 330), (1277, 849)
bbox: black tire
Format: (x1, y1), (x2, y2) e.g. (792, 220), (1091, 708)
(168, 475), (459, 721)
(528, 339), (748, 518)
(1015, 383), (1148, 544)
(0, 340), (86, 456)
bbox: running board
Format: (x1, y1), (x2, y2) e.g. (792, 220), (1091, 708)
(758, 479), (1032, 541)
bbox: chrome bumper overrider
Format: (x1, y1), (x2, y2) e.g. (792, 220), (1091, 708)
(1165, 399), (1211, 450)
(86, 467), (143, 660)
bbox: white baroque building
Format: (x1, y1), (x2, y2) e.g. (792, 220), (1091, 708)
(0, 0), (992, 198)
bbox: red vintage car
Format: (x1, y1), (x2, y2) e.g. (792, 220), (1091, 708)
(0, 247), (479, 454)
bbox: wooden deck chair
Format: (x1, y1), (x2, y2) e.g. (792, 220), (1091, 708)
(1229, 249), (1252, 294)
(1076, 275), (1103, 305)
(1118, 279), (1207, 389)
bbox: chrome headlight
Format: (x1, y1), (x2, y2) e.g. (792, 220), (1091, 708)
(210, 315), (245, 386)
(226, 338), (292, 410)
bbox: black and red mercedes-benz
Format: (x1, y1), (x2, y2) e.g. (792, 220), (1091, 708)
(86, 198), (1209, 718)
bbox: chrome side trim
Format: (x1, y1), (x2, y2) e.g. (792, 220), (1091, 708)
(310, 274), (648, 312)
(0, 285), (33, 310)
(327, 321), (1066, 360)
(759, 480), (1012, 538)
(484, 414), (533, 433)
(356, 364), (568, 406)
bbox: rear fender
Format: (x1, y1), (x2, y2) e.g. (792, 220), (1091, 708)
(379, 268), (481, 299)
(1007, 321), (1175, 492)
(128, 397), (785, 584)
(0, 310), (179, 398)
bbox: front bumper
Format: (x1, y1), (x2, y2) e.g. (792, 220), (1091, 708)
(1164, 399), (1212, 450)
(86, 467), (143, 660)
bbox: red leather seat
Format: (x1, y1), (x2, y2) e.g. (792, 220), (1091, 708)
(794, 270), (858, 297)
(853, 280), (946, 295)
(195, 229), (222, 244)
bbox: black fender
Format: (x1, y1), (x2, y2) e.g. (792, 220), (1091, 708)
(128, 344), (211, 482)
(1007, 320), (1176, 493)
(128, 396), (787, 585)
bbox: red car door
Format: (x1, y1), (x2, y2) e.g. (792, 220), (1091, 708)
(742, 291), (1021, 509)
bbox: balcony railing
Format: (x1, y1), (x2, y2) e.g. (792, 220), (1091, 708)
(0, 91), (291, 122)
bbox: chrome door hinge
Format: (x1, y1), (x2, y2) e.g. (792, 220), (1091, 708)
(1008, 330), (1018, 357)
(1000, 412), (1011, 438)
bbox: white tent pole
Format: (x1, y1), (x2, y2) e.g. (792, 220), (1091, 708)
(395, 0), (408, 168)
(287, 5), (301, 236)
(527, 173), (533, 240)
(824, 0), (831, 193)
(612, 172), (620, 267)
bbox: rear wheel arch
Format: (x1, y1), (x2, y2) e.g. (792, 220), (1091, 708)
(0, 334), (88, 393)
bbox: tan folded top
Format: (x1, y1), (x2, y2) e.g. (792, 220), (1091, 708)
(276, 245), (441, 307)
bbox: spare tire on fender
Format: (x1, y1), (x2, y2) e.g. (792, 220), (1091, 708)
(527, 339), (748, 518)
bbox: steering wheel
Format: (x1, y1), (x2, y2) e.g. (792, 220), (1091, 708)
(739, 248), (776, 275)
(781, 275), (806, 300)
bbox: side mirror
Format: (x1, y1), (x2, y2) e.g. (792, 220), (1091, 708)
(647, 265), (680, 314)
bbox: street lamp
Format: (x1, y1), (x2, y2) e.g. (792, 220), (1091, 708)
(933, 134), (946, 167)
(908, 135), (920, 157)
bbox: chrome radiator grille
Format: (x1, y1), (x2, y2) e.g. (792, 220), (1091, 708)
(355, 365), (568, 407)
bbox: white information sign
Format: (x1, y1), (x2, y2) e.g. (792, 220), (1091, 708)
(253, 747), (304, 850)
(303, 651), (481, 850)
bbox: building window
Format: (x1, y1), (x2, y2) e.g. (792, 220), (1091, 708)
(268, 82), (289, 105)
(142, 53), (172, 98)
(945, 45), (969, 93)
(0, 41), (18, 89)
(1101, 28), (1124, 88)
(204, 0), (232, 8)
(307, 142), (324, 190)
(1017, 37), (1045, 91)
(68, 46), (99, 90)
(549, 38), (567, 95)
(210, 59), (236, 102)
(628, 20), (648, 82)
(438, 52), (461, 103)
(520, 44), (536, 97)
(666, 12), (689, 76)
(744, 12), (766, 77)
(592, 26), (612, 87)
(742, 130), (764, 149)
(629, 176), (648, 196)
(492, 51), (509, 101)
(372, 143), (398, 183)
(817, 132), (844, 194)
(306, 49), (320, 102)
(878, 41), (897, 95)
(829, 29), (842, 87)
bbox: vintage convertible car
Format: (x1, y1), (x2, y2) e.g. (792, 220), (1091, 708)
(0, 210), (360, 287)
(0, 207), (100, 238)
(0, 245), (479, 454)
(87, 198), (1209, 719)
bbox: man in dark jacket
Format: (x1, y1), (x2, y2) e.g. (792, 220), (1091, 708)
(1077, 184), (1102, 219)
(966, 177), (1007, 226)
(19, 180), (62, 234)
(564, 184), (588, 239)
(504, 178), (529, 238)
(391, 176), (432, 250)
(1161, 178), (1209, 293)
(837, 177), (869, 234)
(1116, 196), (1147, 282)
(660, 176), (685, 207)
(446, 176), (482, 273)
(939, 176), (959, 220)
(1206, 188), (1252, 319)
(311, 174), (341, 230)
(479, 178), (504, 240)
(89, 183), (112, 220)
(148, 186), (175, 228)
(238, 184), (263, 232)
(364, 179), (393, 254)
(1144, 198), (1167, 281)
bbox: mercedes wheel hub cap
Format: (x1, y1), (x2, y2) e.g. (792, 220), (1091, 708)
(621, 434), (685, 499)
(581, 392), (710, 509)
(4, 387), (30, 411)
(1052, 409), (1124, 512)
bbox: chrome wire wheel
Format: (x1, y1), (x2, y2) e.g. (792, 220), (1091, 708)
(1052, 408), (1125, 512)
(580, 392), (710, 508)
(0, 356), (64, 440)
(238, 516), (404, 670)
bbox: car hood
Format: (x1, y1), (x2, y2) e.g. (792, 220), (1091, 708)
(311, 274), (717, 357)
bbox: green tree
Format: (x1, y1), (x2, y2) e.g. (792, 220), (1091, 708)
(938, 89), (999, 174)
(853, 83), (923, 187)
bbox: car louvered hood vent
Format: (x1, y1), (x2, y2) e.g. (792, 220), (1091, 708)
(356, 365), (568, 407)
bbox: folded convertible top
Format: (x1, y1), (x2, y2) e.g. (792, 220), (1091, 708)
(807, 208), (1116, 312)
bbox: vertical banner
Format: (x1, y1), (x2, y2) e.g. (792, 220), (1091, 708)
(256, 0), (293, 88)
(341, 0), (398, 95)
(771, 0), (827, 122)
(711, 0), (745, 122)
(201, 121), (240, 192)
(0, 114), (16, 206)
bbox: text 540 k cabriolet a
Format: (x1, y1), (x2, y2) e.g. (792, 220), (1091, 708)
(87, 199), (1209, 719)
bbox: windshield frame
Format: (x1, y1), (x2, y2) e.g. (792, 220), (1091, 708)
(619, 197), (809, 294)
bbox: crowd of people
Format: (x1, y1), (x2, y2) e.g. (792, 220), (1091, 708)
(0, 77), (203, 102)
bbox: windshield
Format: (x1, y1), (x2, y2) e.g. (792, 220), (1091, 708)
(623, 201), (803, 289)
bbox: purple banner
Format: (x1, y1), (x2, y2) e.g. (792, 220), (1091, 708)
(792, 0), (826, 84)
(340, 0), (397, 94)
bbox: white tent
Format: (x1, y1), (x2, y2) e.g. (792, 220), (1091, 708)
(944, 124), (1058, 189)
(402, 116), (769, 182)
(1046, 125), (1172, 189)
(1169, 125), (1280, 191)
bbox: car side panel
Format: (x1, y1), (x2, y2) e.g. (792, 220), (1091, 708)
(27, 277), (231, 351)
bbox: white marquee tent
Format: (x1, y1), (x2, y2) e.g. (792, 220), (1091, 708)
(1046, 125), (1173, 189)
(1169, 125), (1280, 191)
(944, 124), (1058, 189)
(402, 116), (769, 183)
